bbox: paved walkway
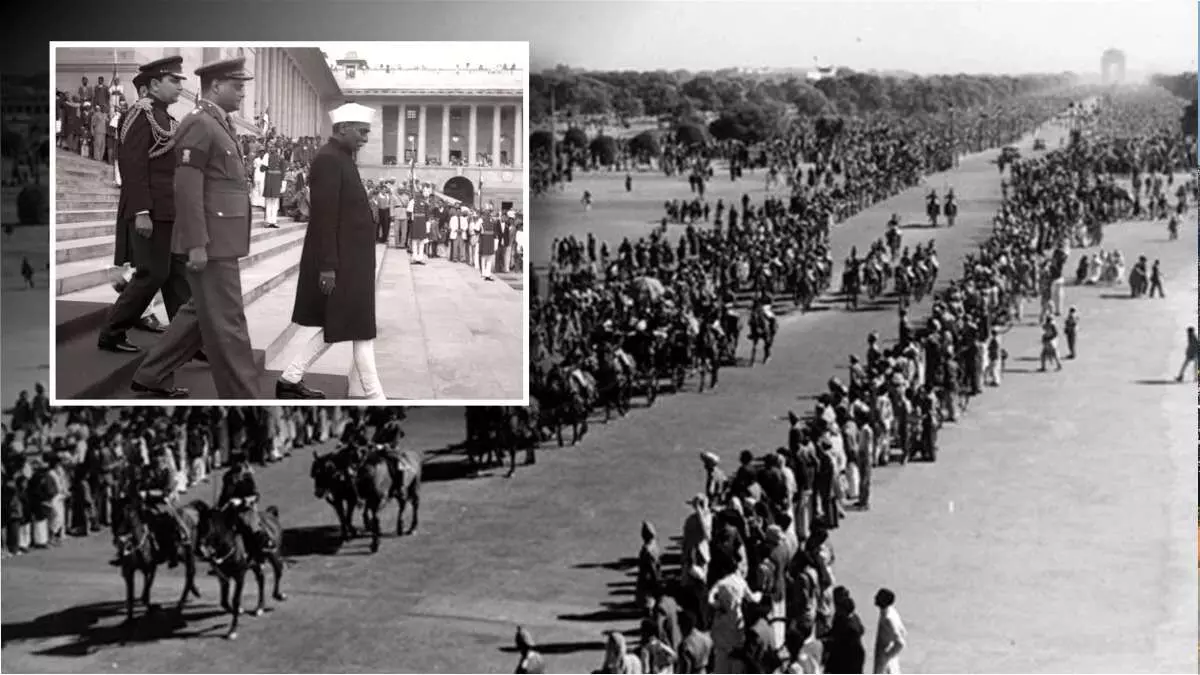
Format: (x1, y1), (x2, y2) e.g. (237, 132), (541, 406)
(2, 126), (1194, 672)
(2, 226), (51, 406)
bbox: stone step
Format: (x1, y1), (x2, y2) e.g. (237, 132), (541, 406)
(56, 190), (120, 203)
(55, 219), (303, 263)
(55, 226), (308, 297)
(58, 198), (121, 211)
(58, 208), (119, 224)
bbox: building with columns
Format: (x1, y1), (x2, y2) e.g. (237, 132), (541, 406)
(54, 46), (340, 139)
(330, 52), (525, 212)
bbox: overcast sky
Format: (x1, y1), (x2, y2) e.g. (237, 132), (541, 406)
(318, 42), (527, 69)
(521, 0), (1196, 75)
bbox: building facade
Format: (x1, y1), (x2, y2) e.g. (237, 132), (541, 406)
(330, 53), (525, 211)
(54, 46), (339, 139)
(1101, 49), (1126, 86)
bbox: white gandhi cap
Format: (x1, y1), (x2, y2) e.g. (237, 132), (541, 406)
(329, 102), (375, 126)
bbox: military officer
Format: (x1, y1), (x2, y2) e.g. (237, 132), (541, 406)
(98, 56), (192, 353)
(217, 451), (272, 558)
(130, 58), (258, 399)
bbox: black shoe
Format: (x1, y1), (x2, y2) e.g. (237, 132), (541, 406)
(276, 378), (326, 399)
(98, 335), (140, 353)
(130, 380), (190, 398)
(192, 350), (208, 363)
(134, 315), (167, 333)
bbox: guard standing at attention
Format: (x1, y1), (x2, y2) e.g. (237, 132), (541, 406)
(98, 56), (192, 354)
(130, 57), (258, 399)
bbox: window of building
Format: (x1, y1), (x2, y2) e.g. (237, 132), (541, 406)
(450, 108), (462, 120)
(346, 65), (356, 79)
(406, 109), (416, 120)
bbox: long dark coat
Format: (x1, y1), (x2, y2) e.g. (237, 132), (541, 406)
(112, 100), (177, 266)
(291, 140), (377, 343)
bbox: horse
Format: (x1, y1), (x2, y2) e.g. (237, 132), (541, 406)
(545, 365), (595, 445)
(193, 499), (286, 640)
(694, 319), (723, 392)
(355, 447), (422, 553)
(496, 401), (542, 477)
(591, 345), (633, 422)
(310, 450), (359, 543)
(719, 309), (741, 364)
(624, 328), (663, 404)
(748, 304), (778, 366)
(111, 494), (202, 627)
(943, 197), (958, 227)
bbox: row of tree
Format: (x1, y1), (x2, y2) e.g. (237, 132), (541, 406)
(530, 66), (1079, 122)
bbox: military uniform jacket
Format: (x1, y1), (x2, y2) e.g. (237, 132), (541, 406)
(408, 194), (432, 239)
(262, 151), (284, 199)
(291, 140), (378, 343)
(218, 467), (258, 506)
(114, 98), (178, 265)
(171, 99), (252, 260)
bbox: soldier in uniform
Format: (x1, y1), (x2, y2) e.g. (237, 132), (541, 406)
(276, 103), (386, 400)
(130, 58), (259, 399)
(129, 447), (188, 567)
(261, 142), (284, 228)
(98, 56), (191, 354)
(407, 182), (435, 264)
(217, 451), (272, 557)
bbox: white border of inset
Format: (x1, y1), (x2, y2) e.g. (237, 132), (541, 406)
(49, 40), (531, 408)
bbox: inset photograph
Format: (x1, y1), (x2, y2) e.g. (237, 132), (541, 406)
(51, 42), (528, 403)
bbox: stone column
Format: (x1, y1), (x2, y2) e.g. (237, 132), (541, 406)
(398, 103), (407, 162)
(271, 50), (280, 132)
(491, 104), (501, 168)
(468, 104), (478, 165)
(513, 104), (522, 166)
(440, 105), (450, 165)
(417, 104), (427, 165)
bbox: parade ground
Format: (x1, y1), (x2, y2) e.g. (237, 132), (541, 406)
(3, 118), (1195, 672)
(2, 226), (51, 407)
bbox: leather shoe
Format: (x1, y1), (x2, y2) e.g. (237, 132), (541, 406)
(134, 315), (166, 333)
(98, 336), (140, 353)
(130, 380), (189, 398)
(276, 378), (326, 399)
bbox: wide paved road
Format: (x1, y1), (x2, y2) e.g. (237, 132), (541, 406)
(4, 125), (1195, 672)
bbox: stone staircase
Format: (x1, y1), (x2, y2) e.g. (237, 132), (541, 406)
(53, 149), (350, 400)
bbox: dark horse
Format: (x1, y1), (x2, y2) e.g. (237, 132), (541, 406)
(748, 305), (778, 365)
(356, 447), (422, 553)
(194, 499), (287, 640)
(591, 345), (634, 422)
(311, 450), (360, 543)
(111, 494), (202, 627)
(544, 366), (594, 445)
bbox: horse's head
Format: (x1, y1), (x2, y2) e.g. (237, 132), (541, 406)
(310, 451), (343, 500)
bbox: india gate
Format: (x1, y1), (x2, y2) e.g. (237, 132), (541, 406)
(330, 52), (525, 212)
(1101, 48), (1126, 85)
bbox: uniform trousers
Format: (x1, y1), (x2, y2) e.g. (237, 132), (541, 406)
(280, 328), (386, 399)
(133, 259), (259, 398)
(102, 220), (191, 340)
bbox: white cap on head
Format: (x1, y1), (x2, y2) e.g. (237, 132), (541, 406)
(329, 103), (375, 126)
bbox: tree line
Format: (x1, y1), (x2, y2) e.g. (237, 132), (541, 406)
(530, 65), (1078, 124)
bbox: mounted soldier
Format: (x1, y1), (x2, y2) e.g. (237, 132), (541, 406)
(136, 446), (189, 567)
(217, 451), (273, 558)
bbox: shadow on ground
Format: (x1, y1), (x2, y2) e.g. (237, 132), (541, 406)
(1, 601), (229, 656)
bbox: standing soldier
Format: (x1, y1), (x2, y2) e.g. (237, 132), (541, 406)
(130, 58), (258, 399)
(98, 57), (191, 354)
(276, 103), (385, 400)
(407, 181), (435, 264)
(261, 141), (284, 228)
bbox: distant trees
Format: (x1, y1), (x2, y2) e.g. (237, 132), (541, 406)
(589, 135), (617, 165)
(530, 67), (1077, 126)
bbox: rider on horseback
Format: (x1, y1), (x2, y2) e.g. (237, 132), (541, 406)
(218, 452), (273, 559)
(139, 447), (189, 568)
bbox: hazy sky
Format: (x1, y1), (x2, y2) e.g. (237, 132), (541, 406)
(521, 0), (1197, 75)
(16, 1), (1196, 77)
(319, 42), (527, 69)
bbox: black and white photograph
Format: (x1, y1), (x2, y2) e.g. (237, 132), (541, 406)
(49, 42), (528, 402)
(1, 1), (1197, 673)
